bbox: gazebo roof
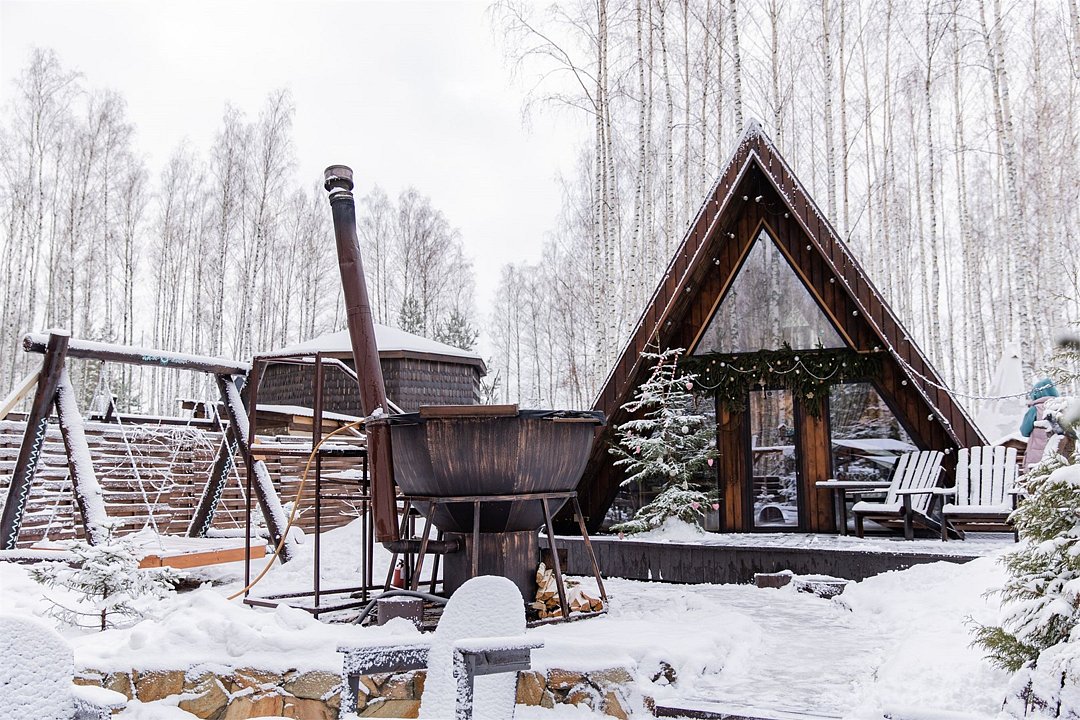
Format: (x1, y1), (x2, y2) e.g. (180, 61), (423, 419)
(264, 323), (486, 372)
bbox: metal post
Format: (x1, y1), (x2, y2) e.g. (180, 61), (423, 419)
(429, 529), (443, 595)
(471, 500), (481, 579)
(1, 331), (69, 550)
(410, 512), (434, 592)
(313, 354), (325, 611)
(363, 452), (372, 600)
(385, 500), (412, 590)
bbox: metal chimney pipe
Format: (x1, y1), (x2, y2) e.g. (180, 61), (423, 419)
(324, 165), (399, 544)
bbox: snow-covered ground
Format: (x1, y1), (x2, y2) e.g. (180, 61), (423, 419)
(0, 520), (1011, 719)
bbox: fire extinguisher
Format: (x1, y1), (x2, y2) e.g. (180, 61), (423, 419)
(391, 560), (405, 588)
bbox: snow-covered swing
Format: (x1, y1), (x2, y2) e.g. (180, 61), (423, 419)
(0, 330), (295, 566)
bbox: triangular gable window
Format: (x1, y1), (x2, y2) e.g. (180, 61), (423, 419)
(694, 230), (845, 354)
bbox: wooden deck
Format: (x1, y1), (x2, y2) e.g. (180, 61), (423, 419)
(550, 532), (1012, 584)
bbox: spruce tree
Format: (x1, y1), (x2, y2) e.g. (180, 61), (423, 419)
(608, 348), (716, 533)
(31, 526), (179, 631)
(973, 393), (1080, 714)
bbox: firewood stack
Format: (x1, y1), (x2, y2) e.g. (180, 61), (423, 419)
(530, 562), (603, 618)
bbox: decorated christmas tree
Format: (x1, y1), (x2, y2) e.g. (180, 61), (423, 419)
(609, 348), (717, 534)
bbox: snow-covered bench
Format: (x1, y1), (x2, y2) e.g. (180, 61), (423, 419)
(0, 614), (127, 720)
(339, 575), (542, 720)
(939, 445), (1019, 541)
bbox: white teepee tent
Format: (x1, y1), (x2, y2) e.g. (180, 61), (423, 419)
(975, 341), (1028, 444)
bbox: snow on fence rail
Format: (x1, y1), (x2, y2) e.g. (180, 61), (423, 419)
(0, 419), (359, 546)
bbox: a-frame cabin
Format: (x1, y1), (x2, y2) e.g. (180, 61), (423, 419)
(577, 122), (984, 535)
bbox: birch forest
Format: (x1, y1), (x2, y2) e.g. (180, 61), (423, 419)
(487, 0), (1080, 411)
(1, 0), (1078, 418)
(0, 49), (478, 412)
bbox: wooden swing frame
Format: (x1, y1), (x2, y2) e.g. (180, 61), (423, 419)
(0, 330), (294, 561)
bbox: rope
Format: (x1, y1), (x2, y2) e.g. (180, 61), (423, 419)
(227, 418), (365, 601)
(110, 404), (163, 548)
(38, 478), (67, 542)
(890, 354), (1034, 402)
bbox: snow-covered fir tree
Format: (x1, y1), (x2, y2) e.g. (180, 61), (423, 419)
(974, 394), (1080, 715)
(608, 347), (716, 533)
(31, 526), (179, 631)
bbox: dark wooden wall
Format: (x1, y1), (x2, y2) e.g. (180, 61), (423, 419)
(575, 128), (983, 534)
(259, 356), (482, 415)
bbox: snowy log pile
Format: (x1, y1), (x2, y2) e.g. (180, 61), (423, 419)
(531, 562), (603, 618)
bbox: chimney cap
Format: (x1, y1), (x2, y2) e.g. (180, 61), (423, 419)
(324, 165), (354, 193)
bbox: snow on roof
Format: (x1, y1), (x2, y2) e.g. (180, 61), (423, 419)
(257, 403), (361, 423)
(268, 324), (483, 364)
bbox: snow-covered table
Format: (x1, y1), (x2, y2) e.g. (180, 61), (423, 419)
(814, 480), (891, 535)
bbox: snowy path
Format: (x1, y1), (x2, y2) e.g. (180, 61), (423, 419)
(680, 585), (885, 717)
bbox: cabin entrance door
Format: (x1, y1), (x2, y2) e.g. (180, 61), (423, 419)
(748, 388), (802, 529)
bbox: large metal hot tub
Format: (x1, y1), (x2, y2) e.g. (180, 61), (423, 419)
(369, 405), (604, 596)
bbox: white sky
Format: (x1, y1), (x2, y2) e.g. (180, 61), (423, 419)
(0, 0), (585, 325)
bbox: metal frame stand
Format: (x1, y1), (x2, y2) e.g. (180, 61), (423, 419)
(399, 490), (608, 623)
(241, 353), (381, 617)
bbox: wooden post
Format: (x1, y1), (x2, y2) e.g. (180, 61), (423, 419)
(540, 498), (570, 619)
(1, 332), (70, 549)
(186, 375), (242, 538)
(220, 367), (294, 563)
(53, 368), (109, 545)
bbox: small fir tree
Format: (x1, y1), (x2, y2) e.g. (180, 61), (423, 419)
(608, 348), (717, 533)
(974, 450), (1077, 672)
(31, 526), (180, 631)
(434, 307), (479, 351)
(973, 395), (1080, 716)
(398, 295), (425, 336)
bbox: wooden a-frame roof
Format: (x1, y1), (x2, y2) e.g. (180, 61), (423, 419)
(576, 121), (984, 532)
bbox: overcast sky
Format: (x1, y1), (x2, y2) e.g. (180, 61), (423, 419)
(0, 0), (585, 323)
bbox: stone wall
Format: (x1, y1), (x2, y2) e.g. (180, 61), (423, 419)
(74, 664), (641, 719)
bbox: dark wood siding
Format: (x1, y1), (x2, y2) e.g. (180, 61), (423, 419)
(259, 356), (482, 415)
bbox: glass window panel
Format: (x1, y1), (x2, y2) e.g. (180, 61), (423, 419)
(829, 382), (916, 483)
(694, 230), (845, 354)
(749, 388), (799, 528)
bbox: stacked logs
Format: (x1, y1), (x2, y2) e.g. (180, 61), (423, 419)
(531, 563), (603, 618)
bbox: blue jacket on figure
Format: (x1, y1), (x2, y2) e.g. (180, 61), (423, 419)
(1021, 377), (1059, 468)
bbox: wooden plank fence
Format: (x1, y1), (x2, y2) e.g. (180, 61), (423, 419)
(0, 419), (363, 547)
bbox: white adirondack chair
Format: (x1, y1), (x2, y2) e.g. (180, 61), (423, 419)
(851, 450), (946, 540)
(940, 445), (1019, 541)
(0, 614), (127, 720)
(339, 575), (542, 720)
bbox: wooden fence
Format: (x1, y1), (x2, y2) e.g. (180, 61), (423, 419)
(0, 419), (363, 547)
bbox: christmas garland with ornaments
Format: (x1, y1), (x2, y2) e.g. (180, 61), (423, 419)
(679, 346), (883, 417)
